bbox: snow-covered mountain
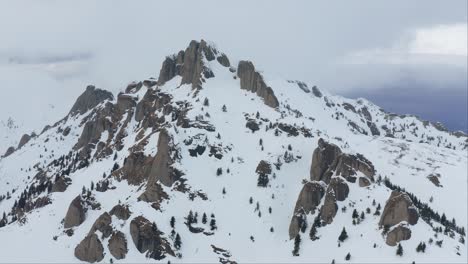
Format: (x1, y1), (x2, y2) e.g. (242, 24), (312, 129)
(0, 40), (466, 263)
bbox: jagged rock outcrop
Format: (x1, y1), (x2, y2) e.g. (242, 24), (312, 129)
(255, 160), (272, 176)
(69, 85), (114, 116)
(379, 191), (419, 227)
(51, 177), (71, 192)
(3, 146), (15, 157)
(320, 188), (338, 225)
(237, 60), (279, 108)
(74, 105), (113, 151)
(130, 216), (175, 260)
(310, 139), (342, 183)
(386, 224), (412, 246)
(310, 138), (375, 183)
(64, 196), (86, 228)
(359, 177), (371, 187)
(289, 182), (325, 239)
(108, 231), (128, 259)
(216, 53), (230, 67)
(158, 40), (216, 89)
(427, 173), (441, 187)
(74, 234), (104, 263)
(17, 133), (32, 149)
(89, 212), (113, 238)
(138, 181), (168, 209)
(109, 204), (131, 220)
(328, 177), (349, 201)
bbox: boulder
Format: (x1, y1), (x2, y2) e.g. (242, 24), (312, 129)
(130, 216), (174, 260)
(386, 224), (412, 246)
(237, 60), (279, 108)
(89, 212), (113, 238)
(74, 234), (104, 263)
(255, 160), (272, 176)
(109, 204), (131, 220)
(246, 120), (260, 132)
(328, 177), (349, 201)
(69, 85), (114, 116)
(427, 174), (441, 187)
(51, 177), (70, 192)
(358, 177), (371, 187)
(379, 191), (419, 227)
(64, 196), (86, 228)
(108, 231), (128, 260)
(216, 53), (230, 67)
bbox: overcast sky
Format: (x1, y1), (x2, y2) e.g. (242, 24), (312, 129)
(0, 0), (466, 133)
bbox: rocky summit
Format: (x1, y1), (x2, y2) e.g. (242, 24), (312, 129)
(0, 40), (466, 263)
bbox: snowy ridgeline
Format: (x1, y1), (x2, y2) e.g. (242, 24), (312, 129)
(0, 40), (466, 263)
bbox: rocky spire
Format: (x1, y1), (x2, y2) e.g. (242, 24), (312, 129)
(69, 85), (114, 116)
(237, 60), (279, 108)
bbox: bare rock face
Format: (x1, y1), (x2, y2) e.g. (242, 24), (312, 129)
(51, 177), (71, 192)
(138, 181), (168, 209)
(237, 60), (279, 108)
(109, 204), (131, 220)
(386, 224), (412, 246)
(108, 231), (128, 260)
(148, 129), (181, 187)
(379, 191), (419, 227)
(359, 177), (371, 187)
(3, 146), (15, 157)
(89, 212), (113, 238)
(17, 133), (32, 149)
(289, 182), (325, 239)
(216, 53), (230, 67)
(320, 188), (338, 225)
(310, 139), (342, 183)
(310, 138), (375, 184)
(74, 106), (113, 151)
(130, 216), (175, 260)
(256, 160), (272, 176)
(74, 234), (104, 263)
(328, 177), (349, 201)
(69, 85), (114, 116)
(158, 40), (217, 89)
(64, 196), (86, 228)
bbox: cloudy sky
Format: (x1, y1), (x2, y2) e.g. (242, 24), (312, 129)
(0, 0), (466, 133)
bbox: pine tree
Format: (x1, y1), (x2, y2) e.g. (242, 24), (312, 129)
(210, 218), (217, 231)
(174, 233), (182, 250)
(352, 209), (359, 219)
(345, 253), (351, 261)
(187, 210), (194, 225)
(202, 213), (207, 224)
(170, 216), (175, 229)
(309, 225), (318, 241)
(396, 243), (403, 256)
(249, 197), (253, 204)
(222, 105), (227, 112)
(222, 187), (226, 195)
(292, 234), (301, 256)
(338, 227), (348, 242)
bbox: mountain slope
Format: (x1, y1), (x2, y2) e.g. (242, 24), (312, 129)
(0, 40), (466, 263)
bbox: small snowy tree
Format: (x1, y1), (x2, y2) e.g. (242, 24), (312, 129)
(338, 227), (348, 242)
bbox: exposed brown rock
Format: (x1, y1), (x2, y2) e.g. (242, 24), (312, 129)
(108, 231), (128, 260)
(125, 81), (143, 94)
(130, 216), (175, 260)
(216, 53), (230, 67)
(89, 212), (113, 238)
(379, 191), (419, 227)
(328, 177), (349, 201)
(116, 93), (137, 114)
(359, 177), (371, 187)
(64, 196), (86, 228)
(3, 146), (15, 157)
(310, 138), (342, 183)
(69, 85), (113, 116)
(74, 234), (104, 263)
(148, 129), (181, 187)
(138, 181), (168, 208)
(18, 133), (32, 149)
(255, 160), (272, 176)
(51, 177), (71, 192)
(386, 224), (412, 246)
(320, 188), (338, 225)
(109, 204), (131, 220)
(289, 182), (325, 239)
(237, 60), (279, 108)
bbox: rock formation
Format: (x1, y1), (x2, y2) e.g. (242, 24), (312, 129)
(386, 224), (412, 246)
(130, 216), (174, 260)
(64, 196), (86, 228)
(320, 188), (338, 225)
(108, 231), (128, 259)
(69, 85), (114, 116)
(74, 234), (104, 263)
(109, 204), (131, 220)
(237, 60), (279, 108)
(89, 212), (113, 238)
(379, 191), (419, 227)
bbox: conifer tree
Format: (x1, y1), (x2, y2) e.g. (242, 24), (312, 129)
(338, 227), (348, 242)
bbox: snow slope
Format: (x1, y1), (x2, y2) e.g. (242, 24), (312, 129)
(0, 40), (466, 263)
